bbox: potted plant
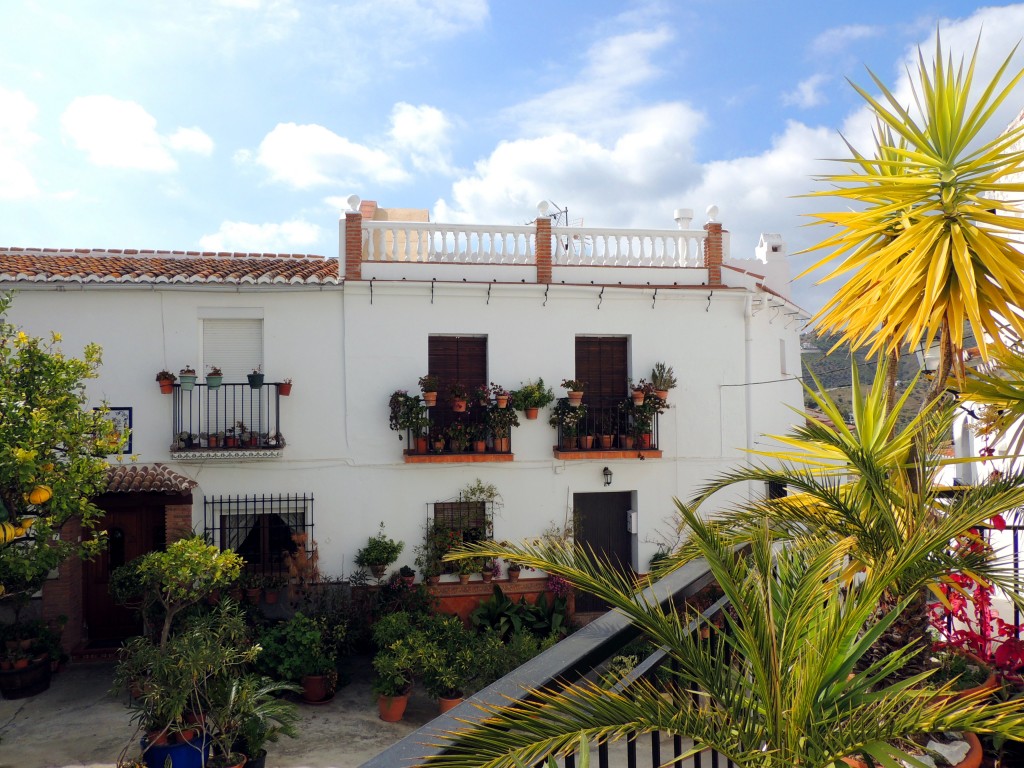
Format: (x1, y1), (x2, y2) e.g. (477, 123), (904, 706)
(446, 421), (472, 453)
(399, 564), (416, 586)
(597, 412), (616, 449)
(418, 374), (440, 407)
(205, 674), (299, 768)
(278, 378), (292, 396)
(179, 365), (198, 391)
(414, 522), (445, 585)
(510, 378), (555, 419)
(247, 366), (264, 389)
(629, 378), (648, 405)
(372, 639), (417, 722)
(206, 365), (223, 390)
(448, 381), (469, 412)
(650, 362), (677, 401)
(417, 616), (475, 713)
(389, 390), (430, 452)
(155, 370), (177, 394)
(550, 400), (588, 450)
(490, 383), (511, 409)
(473, 384), (491, 406)
(485, 405), (520, 453)
(561, 378), (585, 407)
(256, 613), (337, 704)
(354, 522), (404, 579)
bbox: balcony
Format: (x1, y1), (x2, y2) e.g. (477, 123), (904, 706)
(168, 382), (288, 461)
(402, 403), (514, 463)
(551, 398), (662, 460)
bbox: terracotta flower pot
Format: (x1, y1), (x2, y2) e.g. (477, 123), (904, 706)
(578, 435), (594, 450)
(639, 433), (652, 449)
(301, 674), (334, 704)
(159, 380), (174, 394)
(494, 437), (510, 453)
(426, 575), (440, 586)
(525, 407), (539, 420)
(452, 398), (467, 412)
(508, 568), (521, 583)
(422, 391), (437, 407)
(378, 693), (409, 722)
(458, 574), (470, 585)
(567, 391), (584, 407)
(415, 436), (428, 454)
(655, 389), (669, 401)
(438, 695), (464, 714)
(599, 434), (614, 449)
(278, 381), (292, 396)
(632, 390), (645, 405)
(496, 395), (509, 409)
(473, 440), (487, 453)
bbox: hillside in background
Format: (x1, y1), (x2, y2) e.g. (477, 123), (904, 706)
(799, 332), (929, 422)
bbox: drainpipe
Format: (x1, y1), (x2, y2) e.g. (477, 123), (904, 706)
(744, 294), (755, 500)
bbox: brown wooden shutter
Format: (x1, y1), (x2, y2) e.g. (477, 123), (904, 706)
(575, 337), (627, 407)
(428, 336), (487, 406)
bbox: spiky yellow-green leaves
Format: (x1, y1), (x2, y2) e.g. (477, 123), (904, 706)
(802, 35), (1024, 381)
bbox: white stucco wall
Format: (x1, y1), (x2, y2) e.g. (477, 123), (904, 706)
(3, 275), (802, 578)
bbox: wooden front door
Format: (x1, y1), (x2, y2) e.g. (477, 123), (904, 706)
(83, 501), (166, 643)
(573, 491), (633, 613)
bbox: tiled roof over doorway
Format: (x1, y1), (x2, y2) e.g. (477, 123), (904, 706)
(105, 463), (197, 494)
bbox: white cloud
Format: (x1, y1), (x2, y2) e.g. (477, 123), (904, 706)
(389, 102), (454, 174)
(254, 122), (409, 189)
(504, 26), (677, 139)
(168, 127), (214, 156)
(783, 74), (829, 108)
(811, 24), (881, 55)
(198, 219), (323, 252)
(0, 87), (41, 199)
(61, 96), (215, 172)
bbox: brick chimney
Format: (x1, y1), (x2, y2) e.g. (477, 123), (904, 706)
(535, 216), (552, 284)
(703, 211), (723, 286)
(344, 210), (363, 281)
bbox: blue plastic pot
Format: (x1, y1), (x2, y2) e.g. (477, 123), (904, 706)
(141, 734), (209, 768)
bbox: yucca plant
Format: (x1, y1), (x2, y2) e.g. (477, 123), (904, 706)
(687, 359), (1024, 647)
(802, 35), (1024, 399)
(429, 507), (1024, 767)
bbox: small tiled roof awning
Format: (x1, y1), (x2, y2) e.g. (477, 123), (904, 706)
(105, 463), (197, 494)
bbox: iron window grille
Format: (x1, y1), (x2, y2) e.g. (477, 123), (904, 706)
(429, 496), (494, 573)
(203, 493), (314, 577)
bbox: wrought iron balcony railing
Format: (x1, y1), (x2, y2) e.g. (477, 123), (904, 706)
(168, 382), (287, 458)
(552, 398), (661, 453)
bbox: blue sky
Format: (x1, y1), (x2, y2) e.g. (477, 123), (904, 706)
(4, 1), (1024, 311)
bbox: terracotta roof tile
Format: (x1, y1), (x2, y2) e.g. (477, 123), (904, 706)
(105, 463), (197, 494)
(0, 248), (340, 285)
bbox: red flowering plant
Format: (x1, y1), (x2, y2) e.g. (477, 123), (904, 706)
(928, 518), (1024, 679)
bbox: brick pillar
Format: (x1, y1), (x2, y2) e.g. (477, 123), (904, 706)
(535, 216), (552, 284)
(344, 211), (363, 281)
(704, 220), (723, 286)
(41, 519), (83, 653)
(165, 502), (194, 542)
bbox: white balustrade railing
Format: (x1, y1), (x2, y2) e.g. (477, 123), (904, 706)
(361, 221), (707, 268)
(551, 226), (705, 267)
(362, 221), (536, 264)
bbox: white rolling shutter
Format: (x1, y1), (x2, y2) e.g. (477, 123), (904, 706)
(203, 319), (263, 383)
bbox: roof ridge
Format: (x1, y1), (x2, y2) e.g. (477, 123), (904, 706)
(0, 247), (330, 260)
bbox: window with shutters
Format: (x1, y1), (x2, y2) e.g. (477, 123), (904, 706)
(203, 319), (264, 382)
(550, 336), (662, 458)
(170, 317), (285, 460)
(403, 336), (512, 462)
(575, 337), (628, 408)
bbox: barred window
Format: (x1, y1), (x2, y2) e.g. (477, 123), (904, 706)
(203, 493), (314, 576)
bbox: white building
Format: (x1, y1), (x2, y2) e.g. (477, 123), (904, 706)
(0, 199), (806, 648)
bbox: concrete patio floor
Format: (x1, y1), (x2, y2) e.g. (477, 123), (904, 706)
(0, 657), (442, 768)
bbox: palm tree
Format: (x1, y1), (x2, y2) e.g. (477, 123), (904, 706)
(802, 35), (1024, 401)
(962, 347), (1024, 455)
(429, 509), (1024, 767)
(686, 360), (1024, 669)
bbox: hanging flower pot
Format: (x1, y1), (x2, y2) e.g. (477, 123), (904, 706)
(278, 380), (293, 396)
(247, 370), (265, 389)
(422, 391), (437, 407)
(524, 407), (539, 420)
(179, 367), (198, 391)
(496, 394), (509, 409)
(206, 366), (223, 390)
(567, 391), (584, 407)
(631, 389), (646, 406)
(452, 398), (467, 413)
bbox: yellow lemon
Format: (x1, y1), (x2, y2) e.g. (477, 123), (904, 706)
(28, 485), (52, 505)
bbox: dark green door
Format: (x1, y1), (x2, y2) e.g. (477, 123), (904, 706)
(573, 491), (633, 612)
